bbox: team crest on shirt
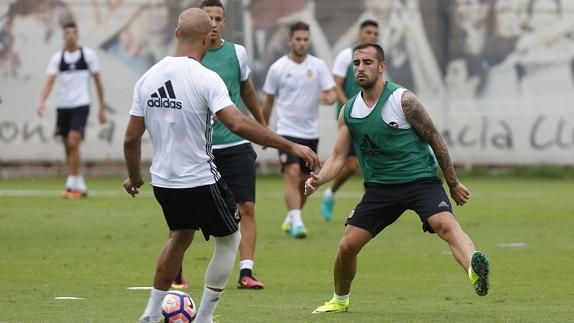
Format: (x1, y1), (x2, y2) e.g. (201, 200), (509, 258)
(307, 69), (313, 79)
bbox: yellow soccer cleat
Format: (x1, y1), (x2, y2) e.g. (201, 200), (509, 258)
(469, 251), (490, 296)
(312, 298), (349, 314)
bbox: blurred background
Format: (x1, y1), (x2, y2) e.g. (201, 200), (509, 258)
(1, 0), (573, 176)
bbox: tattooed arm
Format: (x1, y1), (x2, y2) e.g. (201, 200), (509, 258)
(401, 91), (470, 206)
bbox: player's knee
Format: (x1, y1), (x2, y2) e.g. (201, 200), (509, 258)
(338, 239), (361, 257)
(432, 216), (461, 237)
(238, 202), (255, 218)
(216, 230), (241, 251)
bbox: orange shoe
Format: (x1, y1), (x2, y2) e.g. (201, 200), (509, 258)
(238, 275), (265, 289)
(62, 190), (82, 200)
(171, 278), (189, 289)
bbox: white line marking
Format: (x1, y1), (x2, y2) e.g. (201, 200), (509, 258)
(127, 286), (153, 290)
(54, 297), (84, 300)
(496, 242), (527, 248)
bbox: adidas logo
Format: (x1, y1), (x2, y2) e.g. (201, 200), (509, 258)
(438, 201), (449, 208)
(147, 80), (182, 109)
(360, 135), (384, 156)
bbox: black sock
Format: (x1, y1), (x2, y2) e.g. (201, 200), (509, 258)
(240, 268), (252, 278)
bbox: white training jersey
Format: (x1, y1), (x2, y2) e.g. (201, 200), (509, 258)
(332, 47), (353, 78)
(228, 40), (250, 81)
(263, 54), (335, 139)
(46, 47), (100, 108)
(130, 56), (234, 189)
(351, 88), (411, 129)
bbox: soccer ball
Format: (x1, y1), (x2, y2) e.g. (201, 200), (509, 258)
(161, 290), (197, 322)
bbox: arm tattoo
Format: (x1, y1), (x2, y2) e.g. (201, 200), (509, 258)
(240, 80), (257, 97)
(402, 92), (459, 187)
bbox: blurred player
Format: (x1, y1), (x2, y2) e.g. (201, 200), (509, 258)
(305, 43), (490, 314)
(37, 22), (105, 199)
(199, 0), (267, 289)
(321, 19), (379, 221)
(262, 21), (336, 238)
(123, 8), (320, 323)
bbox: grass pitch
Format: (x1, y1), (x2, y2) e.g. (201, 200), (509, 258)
(0, 175), (573, 322)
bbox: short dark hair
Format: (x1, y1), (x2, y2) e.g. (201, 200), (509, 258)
(63, 22), (77, 30)
(200, 0), (225, 12)
(353, 43), (385, 62)
(360, 20), (378, 30)
(289, 21), (310, 36)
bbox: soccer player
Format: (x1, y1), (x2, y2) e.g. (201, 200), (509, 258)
(123, 9), (319, 323)
(305, 43), (490, 314)
(321, 19), (380, 221)
(262, 21), (336, 238)
(199, 0), (267, 289)
(37, 22), (105, 199)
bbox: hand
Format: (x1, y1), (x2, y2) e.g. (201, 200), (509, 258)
(123, 176), (144, 197)
(98, 104), (106, 124)
(449, 182), (470, 206)
(304, 171), (321, 196)
(37, 103), (45, 117)
(291, 144), (321, 170)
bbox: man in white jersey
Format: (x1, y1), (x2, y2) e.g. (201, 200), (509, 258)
(123, 9), (320, 323)
(262, 21), (336, 239)
(305, 43), (490, 314)
(321, 19), (379, 221)
(37, 22), (105, 199)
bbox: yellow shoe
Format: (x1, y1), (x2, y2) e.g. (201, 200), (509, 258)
(469, 251), (490, 296)
(312, 297), (349, 314)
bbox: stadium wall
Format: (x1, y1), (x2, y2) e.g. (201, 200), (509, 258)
(1, 0), (573, 168)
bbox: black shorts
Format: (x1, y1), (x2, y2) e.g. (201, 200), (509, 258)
(55, 105), (90, 137)
(213, 143), (257, 203)
(345, 177), (454, 236)
(278, 136), (318, 174)
(153, 181), (240, 240)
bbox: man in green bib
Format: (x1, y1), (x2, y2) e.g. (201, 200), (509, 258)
(306, 43), (490, 314)
(172, 0), (266, 290)
(321, 20), (380, 221)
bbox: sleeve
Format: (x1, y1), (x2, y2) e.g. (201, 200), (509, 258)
(319, 59), (336, 90)
(206, 71), (235, 114)
(332, 48), (351, 77)
(129, 77), (145, 117)
(234, 44), (251, 81)
(84, 48), (101, 74)
(46, 53), (60, 75)
(262, 63), (278, 95)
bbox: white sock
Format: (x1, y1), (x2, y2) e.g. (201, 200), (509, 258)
(65, 176), (74, 190)
(334, 293), (349, 302)
(196, 287), (222, 323)
(76, 175), (87, 193)
(324, 187), (334, 197)
(288, 209), (303, 227)
(142, 288), (168, 320)
(239, 259), (254, 271)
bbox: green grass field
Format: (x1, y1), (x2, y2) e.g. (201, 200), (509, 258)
(1, 175), (573, 322)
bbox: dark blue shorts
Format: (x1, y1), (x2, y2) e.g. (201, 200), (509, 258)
(55, 105), (89, 137)
(153, 180), (239, 241)
(278, 136), (318, 174)
(345, 177), (454, 236)
(213, 143), (257, 203)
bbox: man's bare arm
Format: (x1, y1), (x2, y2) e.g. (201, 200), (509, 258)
(240, 79), (266, 126)
(333, 75), (347, 106)
(401, 91), (458, 188)
(262, 94), (275, 125)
